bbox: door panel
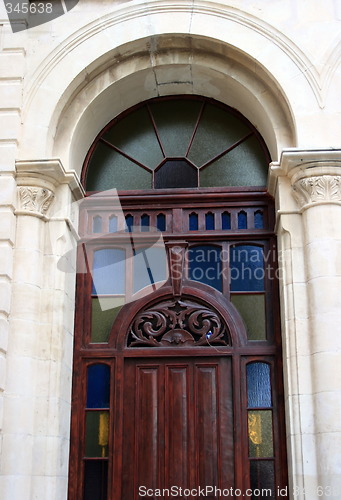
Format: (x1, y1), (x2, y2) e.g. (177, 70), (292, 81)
(165, 365), (191, 489)
(121, 357), (234, 500)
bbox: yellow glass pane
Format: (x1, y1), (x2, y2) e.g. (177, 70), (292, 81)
(85, 411), (110, 458)
(248, 410), (273, 458)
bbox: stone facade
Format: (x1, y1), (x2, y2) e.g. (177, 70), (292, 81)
(0, 1), (340, 499)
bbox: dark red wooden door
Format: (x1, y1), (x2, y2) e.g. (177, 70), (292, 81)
(121, 357), (234, 499)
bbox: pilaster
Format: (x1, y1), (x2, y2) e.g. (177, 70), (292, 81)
(269, 149), (341, 500)
(1, 160), (83, 500)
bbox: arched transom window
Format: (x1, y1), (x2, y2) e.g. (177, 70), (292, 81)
(84, 96), (270, 191)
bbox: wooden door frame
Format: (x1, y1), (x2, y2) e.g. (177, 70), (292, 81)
(68, 188), (288, 500)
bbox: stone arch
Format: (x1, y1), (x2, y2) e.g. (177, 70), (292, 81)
(49, 34), (296, 174)
(18, 0), (316, 173)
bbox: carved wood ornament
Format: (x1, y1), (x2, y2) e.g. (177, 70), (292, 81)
(128, 298), (230, 347)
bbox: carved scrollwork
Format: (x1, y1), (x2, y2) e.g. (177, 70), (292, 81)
(18, 186), (54, 216)
(292, 175), (341, 209)
(128, 298), (230, 347)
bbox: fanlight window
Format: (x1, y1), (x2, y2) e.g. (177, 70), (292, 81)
(84, 97), (270, 191)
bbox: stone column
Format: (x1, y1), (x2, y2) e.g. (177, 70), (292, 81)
(0, 160), (83, 500)
(270, 150), (341, 500)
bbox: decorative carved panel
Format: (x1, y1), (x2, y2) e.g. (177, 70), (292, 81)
(128, 298), (230, 347)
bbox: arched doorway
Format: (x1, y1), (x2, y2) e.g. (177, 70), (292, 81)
(68, 96), (287, 500)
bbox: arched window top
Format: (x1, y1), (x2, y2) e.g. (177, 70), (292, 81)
(84, 96), (270, 192)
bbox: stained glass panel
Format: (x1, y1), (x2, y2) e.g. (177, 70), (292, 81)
(84, 461), (108, 500)
(149, 99), (202, 157)
(189, 213), (198, 231)
(155, 159), (198, 189)
(188, 245), (222, 292)
(92, 249), (125, 295)
(231, 294), (266, 340)
(188, 103), (251, 166)
(156, 213), (166, 232)
(250, 461), (275, 499)
(230, 245), (264, 292)
(133, 247), (167, 294)
(85, 411), (110, 457)
(87, 364), (110, 409)
(247, 362), (272, 407)
(91, 297), (125, 343)
(86, 142), (152, 191)
(103, 107), (163, 169)
(248, 410), (274, 457)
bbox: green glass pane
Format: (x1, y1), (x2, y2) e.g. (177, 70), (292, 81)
(86, 142), (152, 191)
(231, 294), (266, 340)
(103, 107), (163, 169)
(200, 135), (268, 187)
(150, 99), (202, 157)
(91, 297), (125, 343)
(85, 411), (109, 458)
(188, 103), (250, 167)
(248, 410), (274, 458)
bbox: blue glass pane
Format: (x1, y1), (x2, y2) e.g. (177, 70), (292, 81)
(141, 214), (150, 232)
(254, 210), (264, 229)
(93, 216), (102, 233)
(125, 214), (133, 232)
(157, 213), (166, 232)
(188, 245), (222, 292)
(92, 249), (125, 295)
(205, 212), (215, 230)
(247, 362), (272, 408)
(222, 212), (231, 230)
(189, 213), (198, 231)
(230, 245), (264, 291)
(87, 364), (110, 408)
(109, 216), (118, 233)
(238, 211), (247, 229)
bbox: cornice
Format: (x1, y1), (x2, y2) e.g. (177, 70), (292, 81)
(16, 159), (84, 200)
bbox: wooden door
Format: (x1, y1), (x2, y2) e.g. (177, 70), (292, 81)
(121, 357), (234, 499)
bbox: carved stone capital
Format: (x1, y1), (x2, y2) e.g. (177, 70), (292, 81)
(292, 175), (341, 209)
(17, 186), (55, 218)
(15, 159), (84, 220)
(269, 150), (341, 212)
